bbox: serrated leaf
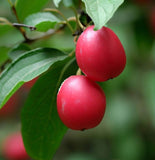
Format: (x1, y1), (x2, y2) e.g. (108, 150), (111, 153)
(0, 48), (67, 108)
(24, 12), (60, 32)
(15, 0), (50, 21)
(82, 0), (124, 30)
(22, 57), (77, 160)
(53, 0), (62, 7)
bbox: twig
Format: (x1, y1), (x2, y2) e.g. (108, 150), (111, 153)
(13, 23), (36, 31)
(0, 17), (12, 25)
(23, 24), (66, 44)
(11, 6), (31, 42)
(44, 8), (74, 33)
(71, 7), (85, 31)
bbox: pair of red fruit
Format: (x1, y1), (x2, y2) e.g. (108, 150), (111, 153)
(57, 25), (126, 130)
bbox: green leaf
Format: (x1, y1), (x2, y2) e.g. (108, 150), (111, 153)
(144, 72), (155, 127)
(0, 28), (24, 47)
(0, 48), (67, 108)
(24, 12), (60, 32)
(22, 57), (77, 160)
(0, 24), (13, 36)
(63, 0), (74, 7)
(82, 0), (124, 30)
(53, 0), (62, 7)
(8, 43), (31, 60)
(0, 47), (9, 66)
(15, 0), (50, 21)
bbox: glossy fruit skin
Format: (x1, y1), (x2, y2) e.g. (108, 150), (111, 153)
(2, 133), (30, 160)
(57, 75), (106, 130)
(76, 25), (126, 82)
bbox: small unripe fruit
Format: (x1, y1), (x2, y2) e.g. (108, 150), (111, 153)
(75, 25), (126, 82)
(57, 75), (106, 130)
(2, 133), (30, 160)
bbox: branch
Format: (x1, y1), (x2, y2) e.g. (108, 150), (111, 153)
(44, 8), (74, 33)
(11, 5), (31, 42)
(13, 23), (36, 31)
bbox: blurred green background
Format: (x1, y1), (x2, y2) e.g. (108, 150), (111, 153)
(0, 0), (155, 160)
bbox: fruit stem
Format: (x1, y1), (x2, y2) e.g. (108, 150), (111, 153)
(71, 7), (85, 31)
(68, 49), (75, 57)
(55, 57), (76, 94)
(76, 68), (82, 75)
(11, 5), (32, 42)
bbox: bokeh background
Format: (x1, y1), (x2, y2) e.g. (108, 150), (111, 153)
(0, 0), (155, 160)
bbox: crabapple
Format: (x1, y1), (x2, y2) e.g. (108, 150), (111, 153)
(75, 25), (126, 82)
(57, 75), (106, 130)
(2, 132), (30, 160)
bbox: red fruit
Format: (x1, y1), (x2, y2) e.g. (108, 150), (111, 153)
(75, 25), (126, 82)
(2, 133), (30, 160)
(0, 92), (19, 117)
(57, 75), (106, 130)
